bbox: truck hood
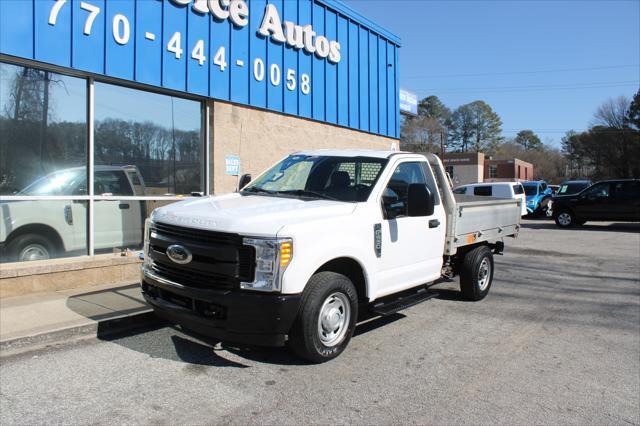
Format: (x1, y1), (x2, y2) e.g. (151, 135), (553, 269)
(151, 193), (357, 237)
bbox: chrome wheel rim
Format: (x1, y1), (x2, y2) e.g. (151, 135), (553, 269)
(20, 244), (50, 261)
(317, 292), (351, 347)
(478, 258), (491, 291)
(558, 212), (572, 226)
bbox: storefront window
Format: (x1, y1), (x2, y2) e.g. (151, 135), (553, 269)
(0, 63), (88, 263)
(94, 83), (203, 196)
(0, 63), (87, 195)
(1, 61), (204, 263)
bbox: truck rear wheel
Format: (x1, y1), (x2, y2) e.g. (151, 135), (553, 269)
(289, 272), (358, 363)
(554, 210), (575, 227)
(460, 245), (494, 301)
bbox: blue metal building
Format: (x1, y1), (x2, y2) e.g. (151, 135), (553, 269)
(1, 0), (400, 138)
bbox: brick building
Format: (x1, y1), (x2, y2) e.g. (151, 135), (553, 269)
(484, 159), (534, 182)
(443, 153), (534, 185)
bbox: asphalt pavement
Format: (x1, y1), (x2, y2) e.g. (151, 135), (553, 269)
(1, 219), (639, 425)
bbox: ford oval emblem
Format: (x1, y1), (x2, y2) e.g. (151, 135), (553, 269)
(166, 244), (193, 265)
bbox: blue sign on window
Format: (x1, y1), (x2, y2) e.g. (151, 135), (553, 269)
(0, 0), (401, 138)
(225, 155), (241, 176)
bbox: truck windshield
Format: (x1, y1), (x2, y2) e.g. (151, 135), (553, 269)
(18, 169), (85, 196)
(243, 155), (388, 202)
(559, 183), (588, 195)
(523, 185), (538, 196)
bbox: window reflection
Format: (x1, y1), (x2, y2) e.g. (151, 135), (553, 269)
(94, 83), (203, 196)
(0, 63), (87, 195)
(0, 61), (204, 263)
(93, 200), (178, 253)
(93, 199), (146, 252)
(0, 200), (88, 262)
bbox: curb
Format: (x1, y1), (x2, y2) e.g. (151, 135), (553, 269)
(0, 309), (163, 359)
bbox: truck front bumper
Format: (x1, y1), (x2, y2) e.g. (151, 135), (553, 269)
(141, 267), (301, 347)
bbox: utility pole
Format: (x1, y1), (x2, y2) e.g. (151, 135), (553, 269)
(440, 127), (448, 164)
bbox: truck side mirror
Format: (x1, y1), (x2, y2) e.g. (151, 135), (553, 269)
(408, 184), (435, 217)
(238, 174), (252, 191)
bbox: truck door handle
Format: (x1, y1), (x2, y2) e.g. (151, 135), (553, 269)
(119, 203), (130, 210)
(429, 219), (440, 228)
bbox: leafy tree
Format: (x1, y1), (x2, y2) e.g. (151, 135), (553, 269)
(449, 103), (475, 152)
(450, 101), (502, 152)
(514, 129), (543, 151)
(561, 130), (590, 178)
(417, 95), (452, 124)
(470, 101), (502, 152)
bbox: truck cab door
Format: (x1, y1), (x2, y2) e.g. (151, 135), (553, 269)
(610, 181), (640, 221)
(93, 170), (139, 250)
(375, 161), (445, 298)
(577, 182), (612, 220)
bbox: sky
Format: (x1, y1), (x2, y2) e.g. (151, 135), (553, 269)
(343, 0), (640, 146)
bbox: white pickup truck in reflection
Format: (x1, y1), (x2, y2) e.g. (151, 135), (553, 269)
(0, 166), (145, 262)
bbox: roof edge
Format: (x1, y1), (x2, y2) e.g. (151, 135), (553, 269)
(317, 0), (402, 46)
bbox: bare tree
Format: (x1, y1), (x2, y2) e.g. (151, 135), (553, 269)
(401, 115), (445, 153)
(593, 96), (630, 129)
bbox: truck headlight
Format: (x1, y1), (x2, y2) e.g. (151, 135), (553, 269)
(241, 238), (293, 292)
(143, 219), (153, 267)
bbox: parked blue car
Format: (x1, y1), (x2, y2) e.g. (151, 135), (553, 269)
(522, 181), (553, 215)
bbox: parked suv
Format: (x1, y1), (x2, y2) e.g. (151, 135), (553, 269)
(552, 179), (640, 227)
(0, 166), (146, 262)
(557, 180), (592, 196)
(522, 181), (553, 215)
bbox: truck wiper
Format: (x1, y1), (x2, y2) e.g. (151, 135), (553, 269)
(241, 187), (278, 195)
(279, 190), (341, 201)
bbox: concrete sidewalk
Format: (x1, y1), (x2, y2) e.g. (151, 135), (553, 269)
(0, 281), (159, 357)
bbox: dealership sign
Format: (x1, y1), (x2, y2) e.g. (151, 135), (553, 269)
(399, 88), (418, 116)
(0, 0), (401, 138)
(172, 0), (341, 63)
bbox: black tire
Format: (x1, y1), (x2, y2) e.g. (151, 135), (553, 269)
(539, 197), (552, 215)
(554, 209), (575, 228)
(459, 245), (494, 301)
(5, 233), (55, 262)
(289, 271), (358, 363)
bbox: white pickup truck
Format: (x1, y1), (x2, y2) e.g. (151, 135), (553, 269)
(141, 150), (522, 362)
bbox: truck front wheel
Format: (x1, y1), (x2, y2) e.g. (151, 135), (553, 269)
(459, 245), (494, 301)
(289, 272), (358, 363)
(6, 234), (56, 262)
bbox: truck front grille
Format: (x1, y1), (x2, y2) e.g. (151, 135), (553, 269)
(148, 222), (255, 290)
(150, 261), (235, 290)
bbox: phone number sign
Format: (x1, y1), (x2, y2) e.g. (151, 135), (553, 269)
(0, 0), (401, 138)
